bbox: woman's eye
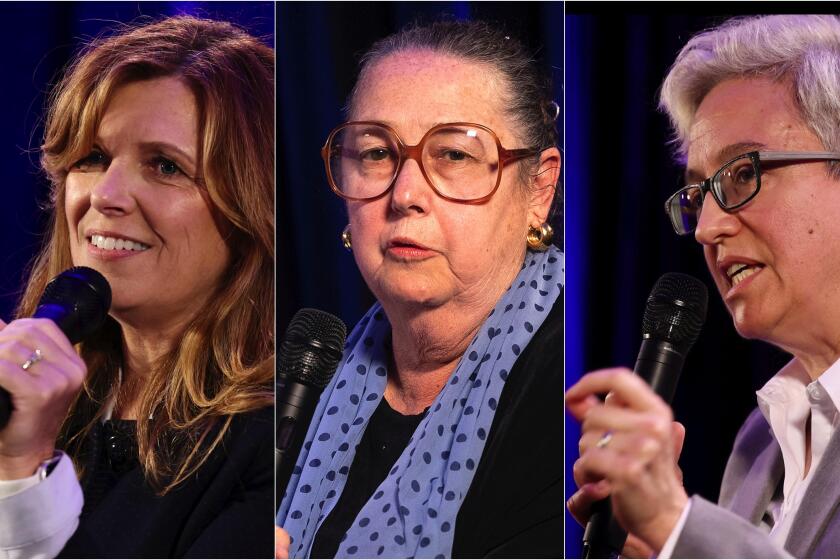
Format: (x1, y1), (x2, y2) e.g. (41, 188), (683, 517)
(683, 187), (703, 210)
(731, 164), (756, 184)
(154, 157), (183, 176)
(359, 148), (391, 162)
(430, 144), (477, 163)
(442, 149), (469, 162)
(72, 151), (107, 170)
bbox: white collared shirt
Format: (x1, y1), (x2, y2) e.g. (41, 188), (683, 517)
(755, 356), (840, 545)
(661, 354), (840, 557)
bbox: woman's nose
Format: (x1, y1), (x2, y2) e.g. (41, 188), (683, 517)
(89, 163), (136, 216)
(694, 191), (740, 245)
(389, 158), (432, 215)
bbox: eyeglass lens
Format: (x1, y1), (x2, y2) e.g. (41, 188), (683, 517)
(715, 155), (758, 207)
(668, 186), (703, 235)
(668, 154), (759, 234)
(328, 123), (501, 201)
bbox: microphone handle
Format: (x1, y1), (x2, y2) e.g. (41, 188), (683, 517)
(276, 381), (321, 509)
(635, 339), (685, 403)
(0, 391), (10, 431)
(582, 340), (687, 558)
(583, 499), (627, 558)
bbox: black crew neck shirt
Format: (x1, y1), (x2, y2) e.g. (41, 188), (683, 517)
(310, 398), (427, 558)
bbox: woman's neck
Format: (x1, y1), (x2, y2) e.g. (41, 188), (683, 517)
(382, 273), (513, 415)
(113, 322), (177, 420)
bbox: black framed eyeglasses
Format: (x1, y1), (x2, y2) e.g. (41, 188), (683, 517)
(665, 150), (840, 235)
(321, 121), (541, 203)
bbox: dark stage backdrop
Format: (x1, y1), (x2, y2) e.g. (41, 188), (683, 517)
(277, 1), (563, 337)
(564, 3), (823, 557)
(0, 1), (273, 321)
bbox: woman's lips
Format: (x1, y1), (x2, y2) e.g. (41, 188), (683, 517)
(386, 239), (434, 260)
(723, 263), (765, 298)
(85, 233), (151, 260)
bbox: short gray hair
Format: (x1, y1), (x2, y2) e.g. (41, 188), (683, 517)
(660, 15), (840, 162)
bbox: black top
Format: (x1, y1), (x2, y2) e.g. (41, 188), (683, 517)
(58, 406), (274, 559)
(310, 293), (563, 558)
(311, 400), (427, 558)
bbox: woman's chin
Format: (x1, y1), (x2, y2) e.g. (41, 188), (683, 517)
(375, 278), (450, 311)
(729, 304), (774, 342)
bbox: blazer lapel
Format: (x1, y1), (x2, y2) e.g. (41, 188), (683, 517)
(785, 427), (840, 557)
(726, 426), (784, 525)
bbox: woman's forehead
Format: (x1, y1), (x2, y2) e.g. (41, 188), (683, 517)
(352, 50), (515, 140)
(686, 77), (820, 173)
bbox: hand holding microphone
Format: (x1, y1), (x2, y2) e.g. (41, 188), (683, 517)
(566, 273), (707, 556)
(0, 267), (110, 479)
(567, 368), (690, 553)
(567, 418), (687, 558)
(0, 317), (87, 478)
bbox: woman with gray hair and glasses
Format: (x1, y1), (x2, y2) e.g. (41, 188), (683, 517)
(568, 14), (840, 558)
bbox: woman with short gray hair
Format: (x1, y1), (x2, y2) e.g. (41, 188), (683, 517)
(569, 14), (840, 558)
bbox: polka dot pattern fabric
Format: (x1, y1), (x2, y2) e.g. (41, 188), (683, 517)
(278, 247), (564, 558)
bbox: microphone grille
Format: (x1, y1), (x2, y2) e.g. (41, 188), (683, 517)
(278, 308), (347, 389)
(642, 273), (708, 353)
(38, 266), (112, 344)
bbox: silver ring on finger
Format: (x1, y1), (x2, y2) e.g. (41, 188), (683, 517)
(595, 430), (613, 449)
(20, 348), (43, 372)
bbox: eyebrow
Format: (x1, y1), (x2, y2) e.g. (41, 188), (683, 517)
(684, 141), (766, 183)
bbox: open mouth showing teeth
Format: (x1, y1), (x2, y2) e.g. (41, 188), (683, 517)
(89, 234), (150, 252)
(726, 263), (762, 287)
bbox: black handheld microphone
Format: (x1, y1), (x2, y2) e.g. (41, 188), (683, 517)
(276, 308), (346, 510)
(582, 272), (708, 558)
(0, 266), (112, 429)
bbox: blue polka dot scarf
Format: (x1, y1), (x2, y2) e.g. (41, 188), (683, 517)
(278, 247), (564, 558)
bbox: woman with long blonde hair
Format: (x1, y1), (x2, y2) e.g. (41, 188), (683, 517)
(0, 16), (274, 558)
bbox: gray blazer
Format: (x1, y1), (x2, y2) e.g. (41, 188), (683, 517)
(672, 408), (840, 558)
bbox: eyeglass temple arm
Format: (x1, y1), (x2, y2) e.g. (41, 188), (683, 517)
(758, 150), (840, 162)
(499, 147), (542, 163)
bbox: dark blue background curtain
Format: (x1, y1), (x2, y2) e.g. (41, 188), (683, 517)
(277, 1), (563, 335)
(564, 3), (807, 557)
(0, 1), (273, 321)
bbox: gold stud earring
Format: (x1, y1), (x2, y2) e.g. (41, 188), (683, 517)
(341, 225), (352, 250)
(526, 223), (553, 251)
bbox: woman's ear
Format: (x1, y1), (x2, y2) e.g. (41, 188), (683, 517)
(527, 147), (561, 224)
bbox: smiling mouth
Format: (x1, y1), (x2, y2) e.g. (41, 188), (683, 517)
(726, 263), (763, 287)
(89, 234), (150, 252)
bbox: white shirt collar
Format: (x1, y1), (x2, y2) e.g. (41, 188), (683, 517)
(814, 357), (840, 416)
(757, 355), (840, 421)
(755, 353), (840, 544)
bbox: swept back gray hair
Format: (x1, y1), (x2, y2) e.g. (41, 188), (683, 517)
(347, 20), (559, 155)
(660, 15), (840, 161)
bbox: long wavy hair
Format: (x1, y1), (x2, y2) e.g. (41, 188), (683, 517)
(16, 16), (275, 494)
